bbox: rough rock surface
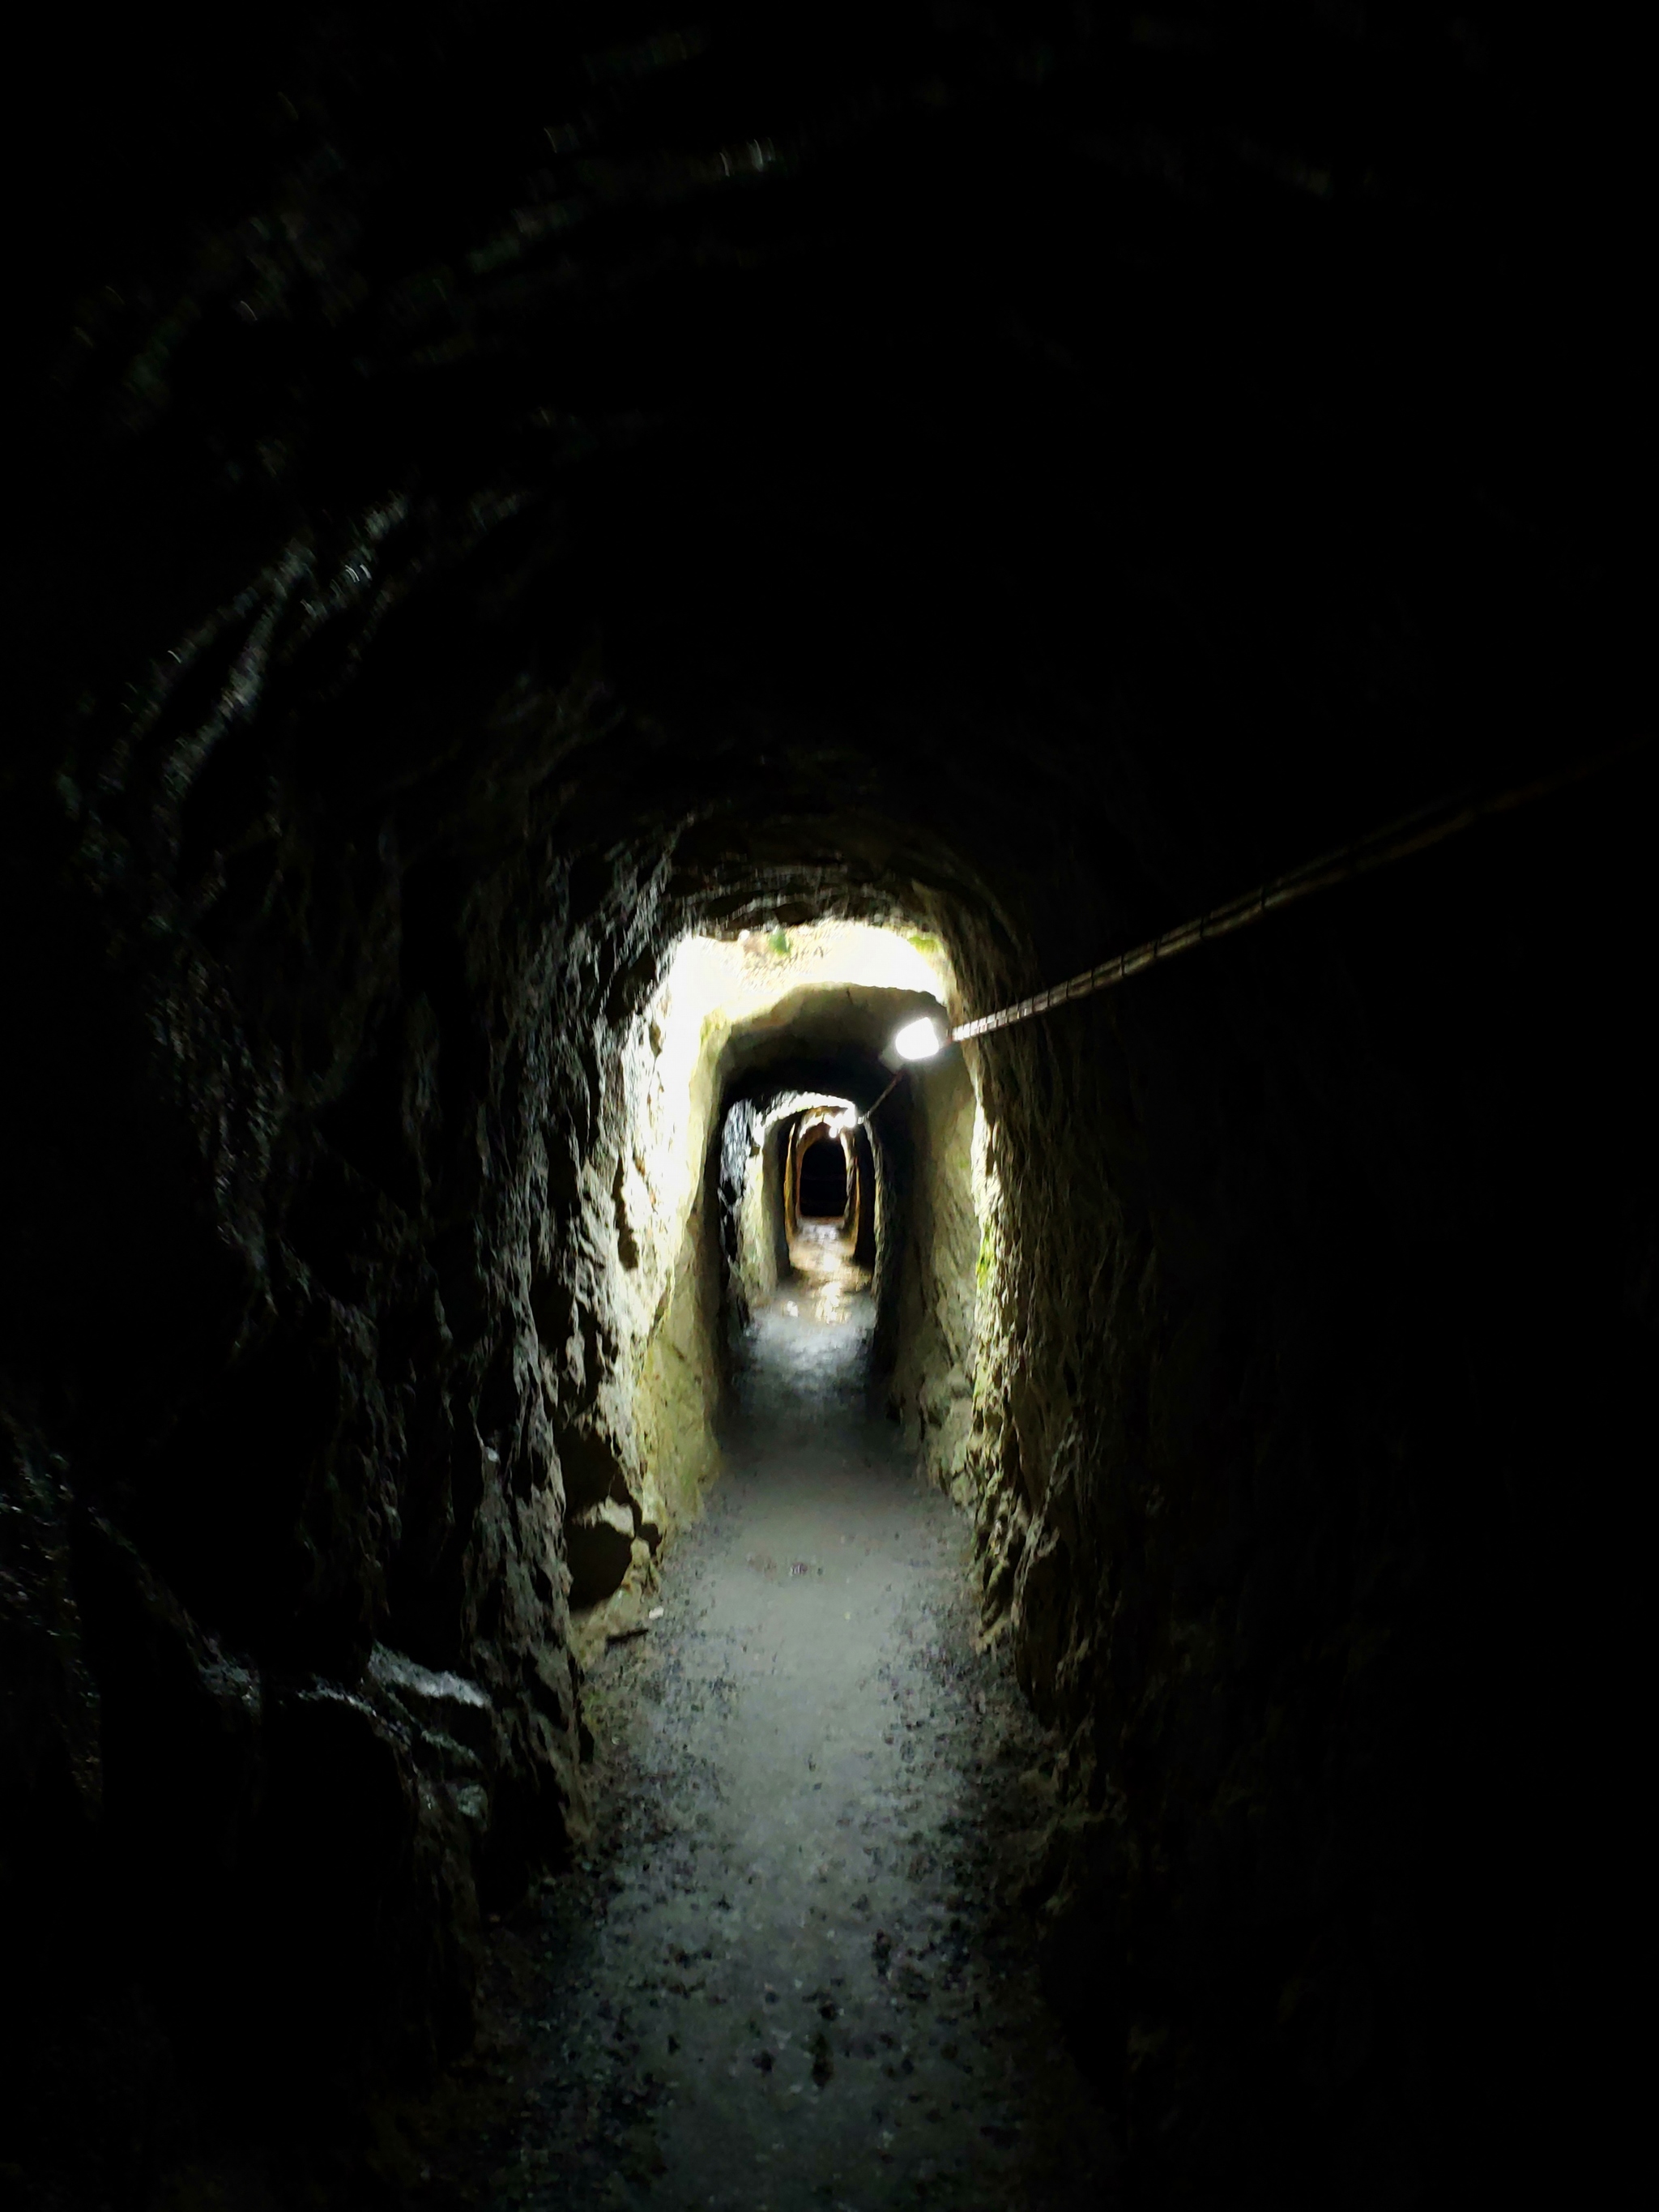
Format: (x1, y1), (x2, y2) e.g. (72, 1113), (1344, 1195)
(887, 1050), (981, 1491)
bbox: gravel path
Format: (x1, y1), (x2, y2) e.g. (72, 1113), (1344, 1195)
(422, 1249), (1115, 2210)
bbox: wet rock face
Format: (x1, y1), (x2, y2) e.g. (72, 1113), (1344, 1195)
(5, 3), (1648, 2200)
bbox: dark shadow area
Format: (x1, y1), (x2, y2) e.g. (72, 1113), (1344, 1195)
(796, 1126), (848, 1219)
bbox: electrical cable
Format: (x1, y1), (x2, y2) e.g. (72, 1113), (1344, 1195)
(950, 736), (1651, 1046)
(855, 1071), (904, 1125)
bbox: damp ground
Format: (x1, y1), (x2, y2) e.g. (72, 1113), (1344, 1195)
(412, 1228), (1116, 2210)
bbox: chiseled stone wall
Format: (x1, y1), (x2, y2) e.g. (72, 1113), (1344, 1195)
(887, 1048), (984, 1494)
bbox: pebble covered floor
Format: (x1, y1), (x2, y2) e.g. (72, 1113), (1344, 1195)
(421, 1239), (1115, 2210)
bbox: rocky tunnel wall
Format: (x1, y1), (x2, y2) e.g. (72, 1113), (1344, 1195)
(943, 779), (1655, 2200)
(885, 1049), (982, 1489)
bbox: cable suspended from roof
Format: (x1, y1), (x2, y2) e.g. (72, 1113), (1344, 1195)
(885, 738), (1648, 1070)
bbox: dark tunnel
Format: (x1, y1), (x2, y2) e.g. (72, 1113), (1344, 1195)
(796, 1127), (850, 1222)
(4, 6), (1653, 2208)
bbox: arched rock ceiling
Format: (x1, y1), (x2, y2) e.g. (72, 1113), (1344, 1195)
(28, 4), (1634, 1014)
(716, 984), (948, 1115)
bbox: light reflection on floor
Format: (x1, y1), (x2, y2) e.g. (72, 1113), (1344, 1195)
(787, 1221), (869, 1328)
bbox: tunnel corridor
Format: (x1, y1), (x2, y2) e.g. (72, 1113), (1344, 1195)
(6, 7), (1652, 2210)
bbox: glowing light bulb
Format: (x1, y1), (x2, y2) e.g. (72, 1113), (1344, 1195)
(893, 1016), (945, 1061)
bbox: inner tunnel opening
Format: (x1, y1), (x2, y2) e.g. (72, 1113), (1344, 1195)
(546, 912), (974, 1656)
(795, 1121), (849, 1221)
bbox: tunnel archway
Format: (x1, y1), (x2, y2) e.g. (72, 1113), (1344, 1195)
(796, 1123), (849, 1220)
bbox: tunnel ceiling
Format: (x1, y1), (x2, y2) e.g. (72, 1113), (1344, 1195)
(26, 2), (1636, 1019)
(715, 984), (947, 1114)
